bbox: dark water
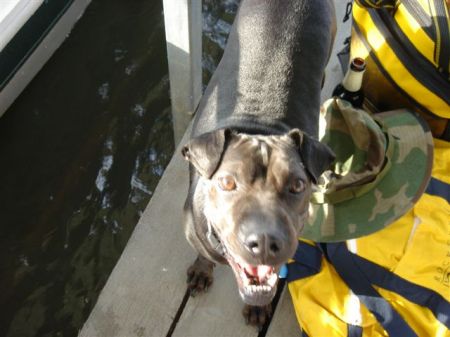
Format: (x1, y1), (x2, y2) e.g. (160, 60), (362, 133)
(0, 0), (237, 336)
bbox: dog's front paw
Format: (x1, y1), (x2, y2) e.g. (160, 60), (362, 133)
(186, 255), (215, 296)
(242, 304), (272, 330)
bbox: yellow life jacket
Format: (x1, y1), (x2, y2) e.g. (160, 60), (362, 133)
(350, 0), (450, 139)
(287, 138), (450, 337)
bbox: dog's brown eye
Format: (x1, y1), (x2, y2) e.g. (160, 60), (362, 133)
(289, 178), (305, 194)
(218, 175), (236, 191)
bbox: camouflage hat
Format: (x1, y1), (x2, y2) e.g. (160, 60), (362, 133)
(301, 98), (433, 242)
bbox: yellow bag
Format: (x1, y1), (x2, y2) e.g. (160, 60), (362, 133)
(350, 0), (450, 139)
(287, 138), (450, 336)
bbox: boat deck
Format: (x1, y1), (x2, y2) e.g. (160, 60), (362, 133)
(79, 2), (351, 336)
(0, 0), (91, 117)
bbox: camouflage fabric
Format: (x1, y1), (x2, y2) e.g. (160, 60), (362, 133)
(300, 98), (434, 242)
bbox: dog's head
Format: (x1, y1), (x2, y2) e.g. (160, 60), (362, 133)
(182, 129), (334, 305)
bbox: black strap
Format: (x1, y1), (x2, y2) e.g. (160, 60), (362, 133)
(288, 238), (450, 333)
(325, 243), (418, 337)
(286, 241), (322, 282)
(347, 324), (363, 337)
(349, 248), (450, 329)
(426, 176), (450, 203)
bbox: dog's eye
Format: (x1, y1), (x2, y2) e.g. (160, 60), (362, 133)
(289, 178), (305, 194)
(218, 175), (236, 191)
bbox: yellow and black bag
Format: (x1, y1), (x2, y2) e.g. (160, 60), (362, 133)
(350, 0), (450, 139)
(287, 138), (450, 337)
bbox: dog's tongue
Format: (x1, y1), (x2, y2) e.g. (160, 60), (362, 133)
(245, 265), (273, 282)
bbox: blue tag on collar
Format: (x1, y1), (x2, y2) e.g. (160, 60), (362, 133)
(278, 264), (288, 279)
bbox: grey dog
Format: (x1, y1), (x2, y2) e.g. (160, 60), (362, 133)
(181, 0), (336, 327)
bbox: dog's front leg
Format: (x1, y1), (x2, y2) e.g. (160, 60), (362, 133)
(242, 304), (272, 330)
(186, 254), (215, 296)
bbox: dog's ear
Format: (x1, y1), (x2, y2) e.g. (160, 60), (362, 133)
(181, 129), (231, 178)
(288, 129), (335, 183)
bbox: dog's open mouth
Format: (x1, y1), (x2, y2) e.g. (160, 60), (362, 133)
(225, 249), (279, 306)
(206, 224), (280, 306)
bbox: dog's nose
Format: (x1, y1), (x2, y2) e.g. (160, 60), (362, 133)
(244, 233), (284, 258)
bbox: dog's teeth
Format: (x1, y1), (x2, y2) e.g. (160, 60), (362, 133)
(242, 273), (250, 286)
(244, 284), (273, 294)
(268, 273), (278, 287)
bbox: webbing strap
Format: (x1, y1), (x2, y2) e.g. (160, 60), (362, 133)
(288, 243), (362, 337)
(290, 175), (450, 333)
(288, 242), (416, 336)
(349, 251), (450, 329)
(348, 324), (363, 337)
(286, 241), (322, 282)
(325, 243), (418, 337)
(426, 177), (450, 203)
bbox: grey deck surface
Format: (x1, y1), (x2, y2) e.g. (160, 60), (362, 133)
(79, 2), (350, 336)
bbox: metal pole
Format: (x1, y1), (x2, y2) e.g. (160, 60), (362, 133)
(163, 0), (202, 146)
